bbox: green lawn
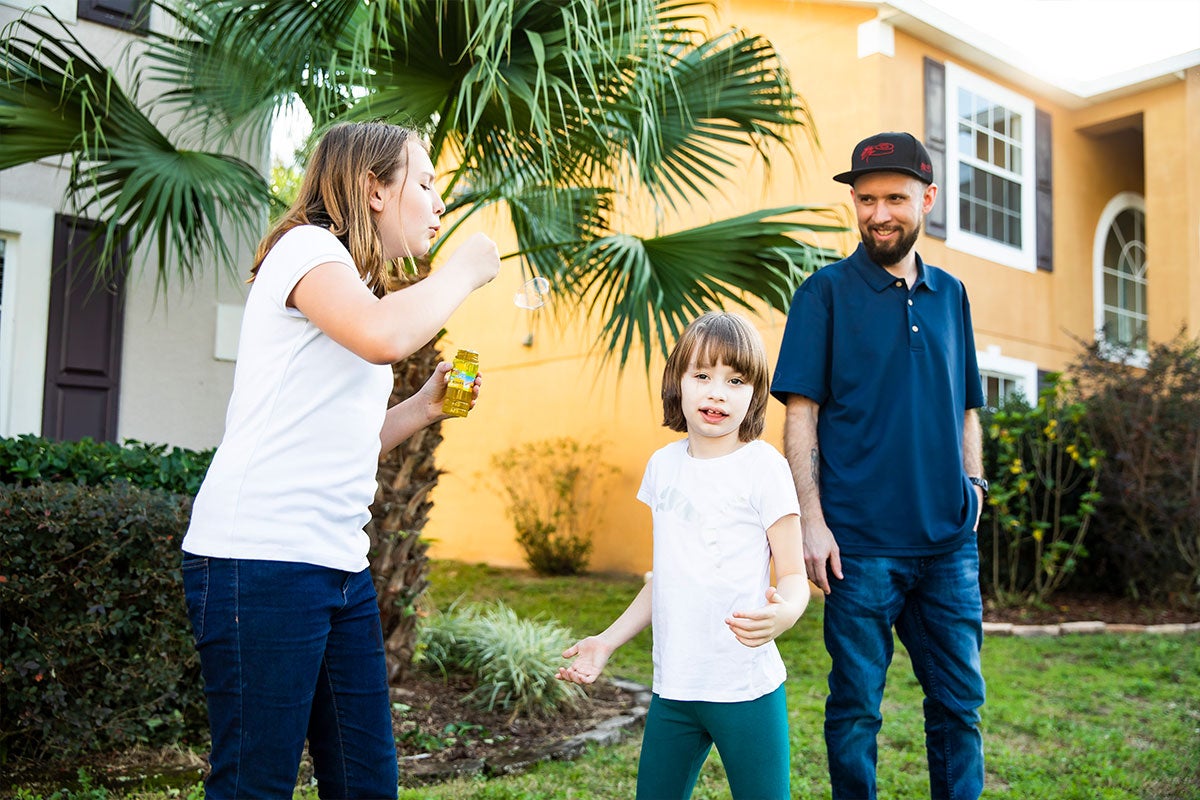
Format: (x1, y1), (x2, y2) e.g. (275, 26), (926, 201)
(398, 560), (1200, 800)
(24, 560), (1195, 800)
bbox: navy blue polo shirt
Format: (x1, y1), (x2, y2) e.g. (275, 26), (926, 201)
(771, 243), (985, 556)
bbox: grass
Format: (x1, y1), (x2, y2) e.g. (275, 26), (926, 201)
(404, 561), (1200, 800)
(17, 560), (1200, 800)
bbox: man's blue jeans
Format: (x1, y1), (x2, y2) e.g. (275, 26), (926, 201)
(823, 539), (985, 800)
(182, 555), (398, 800)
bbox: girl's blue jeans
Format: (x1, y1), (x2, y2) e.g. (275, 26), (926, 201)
(182, 555), (398, 800)
(823, 540), (986, 800)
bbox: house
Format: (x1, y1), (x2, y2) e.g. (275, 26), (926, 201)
(422, 0), (1200, 574)
(0, 0), (253, 451)
(3, 0), (1196, 577)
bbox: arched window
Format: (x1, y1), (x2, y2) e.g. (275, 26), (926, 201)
(1093, 192), (1147, 356)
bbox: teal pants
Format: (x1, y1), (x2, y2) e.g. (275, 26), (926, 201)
(635, 684), (790, 799)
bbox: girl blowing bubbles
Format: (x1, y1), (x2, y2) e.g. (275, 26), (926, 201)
(181, 121), (500, 799)
(557, 311), (809, 799)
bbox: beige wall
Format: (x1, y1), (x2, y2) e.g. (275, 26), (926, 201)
(424, 2), (1199, 576)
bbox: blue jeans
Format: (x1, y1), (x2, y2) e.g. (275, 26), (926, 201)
(182, 555), (398, 800)
(823, 540), (985, 800)
(637, 684), (790, 799)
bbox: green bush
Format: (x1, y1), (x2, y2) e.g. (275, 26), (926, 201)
(416, 602), (585, 717)
(1070, 330), (1200, 604)
(487, 438), (618, 576)
(0, 481), (204, 762)
(0, 435), (214, 495)
(983, 375), (1103, 607)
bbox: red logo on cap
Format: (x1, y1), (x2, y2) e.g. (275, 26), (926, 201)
(921, 162), (931, 173)
(860, 143), (895, 162)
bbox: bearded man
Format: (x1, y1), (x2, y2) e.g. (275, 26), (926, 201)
(771, 132), (989, 800)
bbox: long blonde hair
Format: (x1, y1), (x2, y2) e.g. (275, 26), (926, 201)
(252, 121), (425, 296)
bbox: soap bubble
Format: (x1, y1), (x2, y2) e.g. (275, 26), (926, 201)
(514, 276), (551, 310)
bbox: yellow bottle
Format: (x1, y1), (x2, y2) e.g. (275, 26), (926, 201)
(442, 349), (479, 418)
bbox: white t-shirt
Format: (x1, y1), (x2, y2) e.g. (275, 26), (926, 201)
(182, 226), (394, 573)
(638, 438), (800, 702)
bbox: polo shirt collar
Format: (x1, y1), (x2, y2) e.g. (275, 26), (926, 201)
(847, 242), (940, 293)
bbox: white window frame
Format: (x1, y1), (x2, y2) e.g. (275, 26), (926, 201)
(976, 346), (1037, 409)
(0, 200), (54, 438)
(944, 63), (1038, 272)
(1092, 191), (1148, 367)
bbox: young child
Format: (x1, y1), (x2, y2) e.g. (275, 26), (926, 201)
(557, 310), (809, 799)
(181, 121), (501, 799)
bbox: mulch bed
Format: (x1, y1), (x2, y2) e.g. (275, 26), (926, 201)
(383, 673), (641, 786)
(982, 591), (1199, 626)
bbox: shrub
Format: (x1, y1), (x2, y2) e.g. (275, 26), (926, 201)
(0, 435), (214, 495)
(416, 601), (585, 717)
(487, 438), (618, 576)
(1070, 330), (1200, 605)
(0, 481), (204, 762)
(983, 375), (1103, 607)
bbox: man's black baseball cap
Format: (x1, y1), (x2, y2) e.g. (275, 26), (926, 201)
(833, 132), (935, 185)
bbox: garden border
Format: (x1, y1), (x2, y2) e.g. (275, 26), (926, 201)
(984, 621), (1200, 637)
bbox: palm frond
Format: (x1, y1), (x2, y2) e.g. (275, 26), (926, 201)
(564, 207), (843, 369)
(615, 29), (808, 208)
(0, 12), (270, 282)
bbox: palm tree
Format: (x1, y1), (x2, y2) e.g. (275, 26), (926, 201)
(1, 0), (842, 681)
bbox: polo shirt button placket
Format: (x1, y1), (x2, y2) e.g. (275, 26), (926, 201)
(904, 288), (921, 347)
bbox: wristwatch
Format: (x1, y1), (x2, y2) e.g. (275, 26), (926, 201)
(968, 476), (989, 497)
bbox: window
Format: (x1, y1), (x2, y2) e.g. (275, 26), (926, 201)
(1093, 192), (1148, 358)
(980, 370), (1023, 410)
(976, 346), (1037, 410)
(943, 64), (1038, 271)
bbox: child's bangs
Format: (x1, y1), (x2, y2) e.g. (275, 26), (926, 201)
(692, 326), (767, 383)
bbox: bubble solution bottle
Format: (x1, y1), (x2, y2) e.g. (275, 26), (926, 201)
(442, 348), (479, 418)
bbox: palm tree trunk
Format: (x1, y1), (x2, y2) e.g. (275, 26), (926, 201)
(366, 338), (444, 684)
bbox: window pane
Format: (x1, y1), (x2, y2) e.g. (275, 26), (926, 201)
(959, 122), (973, 154)
(990, 208), (1004, 241)
(975, 201), (988, 234)
(1104, 271), (1118, 305)
(1104, 309), (1119, 336)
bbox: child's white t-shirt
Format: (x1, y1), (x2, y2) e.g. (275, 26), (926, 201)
(638, 438), (801, 702)
(182, 226), (395, 573)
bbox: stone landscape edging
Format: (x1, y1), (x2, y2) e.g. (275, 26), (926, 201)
(399, 677), (652, 785)
(983, 620), (1200, 637)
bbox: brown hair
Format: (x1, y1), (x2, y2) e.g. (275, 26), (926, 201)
(661, 311), (771, 442)
(251, 121), (425, 296)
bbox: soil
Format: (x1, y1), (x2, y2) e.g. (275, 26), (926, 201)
(981, 591), (1199, 626)
(381, 673), (643, 787)
(4, 593), (1195, 795)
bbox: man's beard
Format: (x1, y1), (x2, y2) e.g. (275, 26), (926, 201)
(862, 222), (921, 267)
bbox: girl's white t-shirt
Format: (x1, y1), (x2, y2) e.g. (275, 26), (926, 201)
(638, 438), (800, 702)
(182, 226), (394, 573)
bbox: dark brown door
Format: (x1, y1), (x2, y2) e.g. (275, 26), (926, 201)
(42, 215), (127, 442)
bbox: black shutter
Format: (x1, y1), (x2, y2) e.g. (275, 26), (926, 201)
(924, 57), (947, 239)
(77, 0), (149, 33)
(42, 215), (127, 443)
(1035, 108), (1053, 271)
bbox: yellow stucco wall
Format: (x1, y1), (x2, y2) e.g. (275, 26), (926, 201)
(424, 1), (1199, 576)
